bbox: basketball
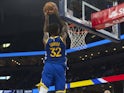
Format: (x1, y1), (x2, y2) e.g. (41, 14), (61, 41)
(43, 2), (58, 14)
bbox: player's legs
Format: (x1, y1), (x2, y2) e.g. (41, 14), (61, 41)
(36, 81), (48, 93)
(42, 62), (55, 86)
(37, 63), (54, 93)
(39, 86), (48, 93)
(52, 64), (66, 92)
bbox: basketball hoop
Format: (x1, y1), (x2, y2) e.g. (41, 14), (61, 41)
(67, 22), (88, 48)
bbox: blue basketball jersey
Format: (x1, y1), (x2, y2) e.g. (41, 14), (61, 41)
(45, 36), (66, 64)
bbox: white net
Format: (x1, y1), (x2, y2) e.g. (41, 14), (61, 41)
(67, 23), (88, 48)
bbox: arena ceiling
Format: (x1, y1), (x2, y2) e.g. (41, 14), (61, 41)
(0, 0), (124, 90)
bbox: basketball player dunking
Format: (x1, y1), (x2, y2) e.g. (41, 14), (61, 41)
(36, 2), (68, 93)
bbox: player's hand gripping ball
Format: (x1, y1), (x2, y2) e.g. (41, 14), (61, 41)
(43, 2), (58, 15)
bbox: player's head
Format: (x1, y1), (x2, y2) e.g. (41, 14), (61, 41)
(48, 23), (60, 36)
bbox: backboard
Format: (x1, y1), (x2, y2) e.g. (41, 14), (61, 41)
(59, 0), (121, 42)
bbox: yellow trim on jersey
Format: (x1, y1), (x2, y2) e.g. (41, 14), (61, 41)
(49, 36), (64, 42)
(60, 36), (64, 42)
(49, 36), (65, 45)
(50, 36), (65, 43)
(44, 39), (48, 44)
(56, 90), (66, 93)
(36, 81), (48, 90)
(50, 36), (59, 39)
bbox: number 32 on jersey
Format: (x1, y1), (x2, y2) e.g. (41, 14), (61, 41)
(50, 47), (62, 57)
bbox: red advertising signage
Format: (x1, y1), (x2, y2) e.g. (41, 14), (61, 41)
(91, 3), (124, 30)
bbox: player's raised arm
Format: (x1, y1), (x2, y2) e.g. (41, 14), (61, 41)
(43, 2), (59, 45)
(43, 11), (49, 45)
(55, 12), (68, 44)
(60, 22), (68, 44)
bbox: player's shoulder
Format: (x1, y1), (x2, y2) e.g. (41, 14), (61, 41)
(60, 36), (64, 42)
(49, 36), (61, 39)
(59, 36), (66, 45)
(48, 36), (64, 43)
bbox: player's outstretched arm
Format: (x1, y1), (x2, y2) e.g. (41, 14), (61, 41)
(55, 12), (68, 44)
(43, 12), (49, 45)
(60, 23), (68, 45)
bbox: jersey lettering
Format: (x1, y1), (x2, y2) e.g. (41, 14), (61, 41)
(50, 47), (62, 57)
